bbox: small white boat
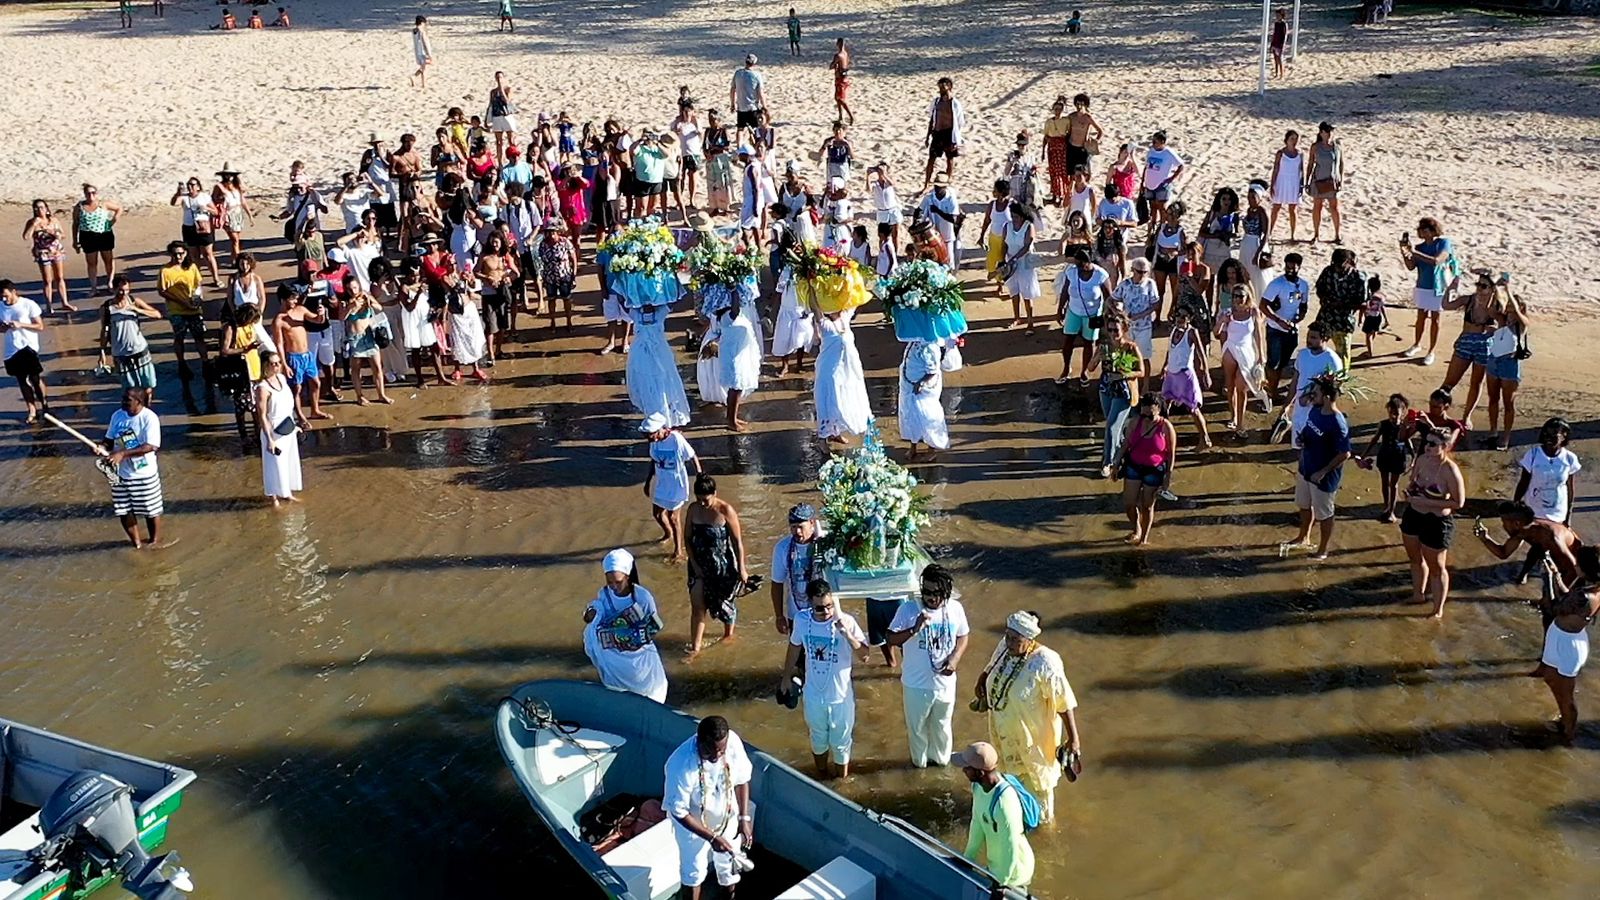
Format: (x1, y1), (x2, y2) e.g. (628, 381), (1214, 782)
(1, 718), (195, 900)
(495, 679), (1031, 900)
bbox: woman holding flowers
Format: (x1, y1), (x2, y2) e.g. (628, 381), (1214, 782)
(974, 611), (1081, 824)
(1086, 315), (1146, 478)
(899, 338), (949, 459)
(813, 305), (873, 443)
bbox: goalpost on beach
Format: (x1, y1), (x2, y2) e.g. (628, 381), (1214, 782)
(1257, 0), (1303, 96)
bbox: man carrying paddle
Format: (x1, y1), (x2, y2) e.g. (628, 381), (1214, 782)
(99, 388), (169, 549)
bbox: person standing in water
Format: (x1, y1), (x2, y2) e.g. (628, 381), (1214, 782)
(1522, 547), (1600, 746)
(1400, 420), (1466, 619)
(98, 388), (168, 549)
(0, 280), (48, 424)
(684, 474), (750, 658)
(886, 565), (971, 768)
(582, 548), (668, 703)
(956, 741), (1035, 892)
(770, 503), (823, 636)
(409, 16), (433, 90)
(664, 716), (753, 900)
(1283, 374), (1351, 561)
(642, 413), (701, 563)
(781, 579), (868, 779)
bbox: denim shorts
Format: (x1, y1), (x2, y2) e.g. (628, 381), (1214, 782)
(1487, 353), (1521, 382)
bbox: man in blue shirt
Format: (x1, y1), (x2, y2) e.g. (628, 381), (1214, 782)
(1284, 374), (1350, 559)
(499, 145), (534, 193)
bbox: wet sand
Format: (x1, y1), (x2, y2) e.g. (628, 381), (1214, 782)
(0, 203), (1597, 898)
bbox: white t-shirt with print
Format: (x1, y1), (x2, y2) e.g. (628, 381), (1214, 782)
(105, 408), (161, 480)
(1142, 147), (1184, 191)
(1520, 447), (1582, 522)
(890, 599), (970, 701)
(1262, 275), (1311, 334)
(789, 610), (865, 704)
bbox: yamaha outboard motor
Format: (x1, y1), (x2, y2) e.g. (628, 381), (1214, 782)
(33, 771), (193, 900)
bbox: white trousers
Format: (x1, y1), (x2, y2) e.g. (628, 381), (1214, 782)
(903, 686), (955, 767)
(674, 815), (741, 888)
(803, 693), (855, 764)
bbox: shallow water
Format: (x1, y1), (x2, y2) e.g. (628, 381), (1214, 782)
(2, 211), (1599, 899)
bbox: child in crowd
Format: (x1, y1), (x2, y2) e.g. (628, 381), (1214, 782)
(1360, 274), (1391, 358)
(1065, 9), (1082, 34)
(1358, 393), (1411, 523)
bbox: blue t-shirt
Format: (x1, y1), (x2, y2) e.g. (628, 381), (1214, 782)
(1414, 237), (1452, 290)
(1298, 406), (1351, 492)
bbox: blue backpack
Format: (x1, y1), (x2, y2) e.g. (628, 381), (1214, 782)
(986, 774), (1042, 832)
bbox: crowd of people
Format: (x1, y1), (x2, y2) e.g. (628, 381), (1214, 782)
(3, 14), (1594, 897)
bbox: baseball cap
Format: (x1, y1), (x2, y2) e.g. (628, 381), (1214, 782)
(955, 742), (999, 772)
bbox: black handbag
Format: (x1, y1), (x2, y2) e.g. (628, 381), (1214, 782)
(273, 417), (297, 437)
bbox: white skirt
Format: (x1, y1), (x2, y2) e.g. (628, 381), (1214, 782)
(814, 331), (872, 438)
(719, 309), (761, 394)
(261, 428), (303, 497)
(1006, 258), (1040, 300)
(899, 374), (949, 449)
(490, 115), (520, 133)
(450, 306), (487, 365)
(627, 329), (692, 427)
(771, 278), (816, 357)
(697, 330), (727, 405)
(1544, 622), (1590, 678)
(1271, 162), (1302, 205)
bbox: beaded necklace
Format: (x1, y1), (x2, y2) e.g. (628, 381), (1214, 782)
(986, 645), (1035, 712)
(696, 753), (735, 827)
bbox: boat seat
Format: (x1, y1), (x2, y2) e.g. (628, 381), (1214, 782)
(530, 727), (625, 788)
(0, 811), (41, 886)
(602, 817), (679, 900)
(777, 855), (876, 900)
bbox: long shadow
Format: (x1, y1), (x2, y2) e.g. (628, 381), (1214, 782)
(1102, 720), (1589, 771)
(189, 682), (603, 899)
(1095, 658), (1530, 699)
(1548, 799), (1600, 830)
(286, 642), (593, 674)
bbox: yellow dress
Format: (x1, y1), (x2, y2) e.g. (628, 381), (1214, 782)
(231, 325), (261, 382)
(984, 643), (1076, 814)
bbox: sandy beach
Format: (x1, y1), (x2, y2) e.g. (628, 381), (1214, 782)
(1, 1), (1599, 898)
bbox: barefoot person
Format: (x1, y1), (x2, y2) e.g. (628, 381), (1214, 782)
(273, 284), (332, 420)
(684, 474), (750, 657)
(922, 77), (966, 190)
(899, 338), (950, 460)
(23, 199), (72, 314)
(829, 38), (854, 126)
(1525, 547), (1600, 746)
(72, 183), (121, 300)
(770, 503), (823, 637)
(885, 565), (970, 767)
(409, 16), (433, 89)
(1108, 393), (1177, 545)
(157, 243), (209, 381)
(781, 579), (867, 779)
(583, 548), (668, 703)
(973, 611), (1081, 824)
(1398, 217), (1459, 367)
(665, 716), (753, 899)
(0, 280), (47, 423)
(254, 352), (305, 507)
(98, 388), (166, 549)
(643, 413), (700, 562)
(1400, 420), (1466, 619)
(1283, 374), (1351, 560)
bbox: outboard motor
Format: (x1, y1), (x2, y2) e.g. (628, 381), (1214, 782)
(32, 771), (193, 900)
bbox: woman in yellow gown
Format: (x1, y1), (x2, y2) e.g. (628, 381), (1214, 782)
(973, 610), (1081, 823)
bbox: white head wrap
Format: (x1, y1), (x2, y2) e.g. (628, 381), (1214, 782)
(1006, 611), (1042, 640)
(603, 548), (635, 575)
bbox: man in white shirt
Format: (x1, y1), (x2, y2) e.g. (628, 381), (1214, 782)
(333, 172), (375, 234)
(885, 565), (970, 767)
(1277, 322), (1343, 447)
(770, 503), (823, 635)
(1053, 250), (1112, 384)
(783, 579), (867, 778)
(1260, 251), (1310, 399)
(664, 715), (753, 899)
(917, 173), (962, 271)
(730, 53), (767, 145)
(1096, 180), (1138, 247)
(0, 280), (47, 423)
(99, 388), (167, 549)
(1140, 130), (1185, 233)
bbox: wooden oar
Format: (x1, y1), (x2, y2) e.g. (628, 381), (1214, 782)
(42, 413), (119, 484)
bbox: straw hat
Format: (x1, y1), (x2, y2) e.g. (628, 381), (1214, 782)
(215, 163), (240, 176)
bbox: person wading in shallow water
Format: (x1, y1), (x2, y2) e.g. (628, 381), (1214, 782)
(1524, 547), (1600, 746)
(683, 474), (751, 659)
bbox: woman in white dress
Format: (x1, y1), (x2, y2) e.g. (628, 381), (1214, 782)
(771, 269), (815, 376)
(643, 413), (701, 562)
(448, 281), (490, 383)
(999, 202), (1040, 333)
(813, 307), (873, 442)
(899, 339), (949, 459)
(1213, 284), (1270, 436)
(1268, 130), (1306, 242)
(697, 320), (728, 406)
(395, 260), (446, 387)
(254, 352), (303, 507)
(583, 548), (669, 704)
(628, 304), (692, 428)
(410, 16), (433, 89)
(718, 297), (762, 431)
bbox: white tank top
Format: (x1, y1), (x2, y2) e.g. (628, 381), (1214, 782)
(233, 277), (260, 307)
(1070, 186), (1094, 221)
(1166, 328), (1195, 374)
(1224, 313), (1255, 351)
(987, 201), (1009, 237)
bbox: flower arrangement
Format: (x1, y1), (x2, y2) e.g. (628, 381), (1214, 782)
(816, 426), (932, 572)
(786, 241), (869, 314)
(600, 218), (684, 309)
(686, 237), (762, 318)
(1109, 347), (1141, 376)
(600, 218), (684, 276)
(876, 259), (969, 342)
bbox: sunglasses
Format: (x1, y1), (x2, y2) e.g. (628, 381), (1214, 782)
(810, 604), (833, 613)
